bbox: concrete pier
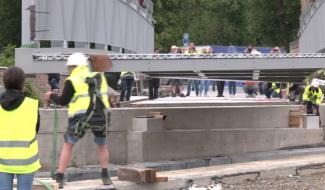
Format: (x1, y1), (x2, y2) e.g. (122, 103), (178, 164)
(37, 101), (324, 170)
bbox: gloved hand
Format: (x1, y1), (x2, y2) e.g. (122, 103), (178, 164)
(43, 91), (53, 104)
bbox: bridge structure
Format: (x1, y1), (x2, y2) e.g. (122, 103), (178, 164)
(16, 48), (325, 83)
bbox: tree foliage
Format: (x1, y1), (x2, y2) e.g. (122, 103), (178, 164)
(0, 0), (21, 49)
(246, 0), (301, 50)
(0, 44), (15, 67)
(153, 0), (300, 52)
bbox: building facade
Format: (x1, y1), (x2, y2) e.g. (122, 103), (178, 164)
(21, 0), (154, 53)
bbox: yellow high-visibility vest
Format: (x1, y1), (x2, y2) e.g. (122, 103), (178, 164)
(303, 85), (323, 105)
(120, 71), (133, 78)
(0, 97), (40, 174)
(272, 82), (281, 94)
(67, 66), (110, 118)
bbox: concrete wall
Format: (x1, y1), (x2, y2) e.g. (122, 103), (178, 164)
(127, 128), (322, 162)
(37, 105), (324, 170)
(111, 105), (303, 131)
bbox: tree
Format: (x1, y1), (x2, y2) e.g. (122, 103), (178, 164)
(153, 0), (203, 52)
(0, 44), (15, 67)
(246, 0), (301, 50)
(0, 0), (21, 49)
(153, 0), (300, 51)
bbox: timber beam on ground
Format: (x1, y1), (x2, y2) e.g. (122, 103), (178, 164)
(15, 48), (325, 83)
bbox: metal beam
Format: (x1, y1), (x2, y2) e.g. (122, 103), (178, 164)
(15, 48), (325, 83)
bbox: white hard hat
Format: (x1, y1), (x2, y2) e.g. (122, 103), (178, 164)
(311, 79), (319, 87)
(171, 45), (178, 49)
(66, 52), (89, 66)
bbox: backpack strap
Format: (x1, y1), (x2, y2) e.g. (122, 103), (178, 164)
(74, 73), (109, 137)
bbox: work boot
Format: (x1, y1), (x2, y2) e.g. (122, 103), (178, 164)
(55, 172), (64, 189)
(101, 168), (113, 185)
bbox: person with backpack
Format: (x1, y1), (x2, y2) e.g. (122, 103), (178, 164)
(0, 66), (41, 190)
(44, 53), (114, 189)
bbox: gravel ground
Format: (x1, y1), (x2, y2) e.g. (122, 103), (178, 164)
(222, 173), (325, 190)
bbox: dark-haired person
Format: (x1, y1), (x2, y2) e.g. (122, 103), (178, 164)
(0, 66), (41, 190)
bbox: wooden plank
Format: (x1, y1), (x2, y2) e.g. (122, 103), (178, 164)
(145, 168), (156, 183)
(155, 176), (168, 182)
(289, 110), (304, 128)
(117, 167), (169, 183)
(117, 167), (148, 183)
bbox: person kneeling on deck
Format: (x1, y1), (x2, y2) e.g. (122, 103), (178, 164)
(303, 79), (323, 116)
(0, 67), (41, 190)
(271, 82), (281, 98)
(44, 53), (113, 189)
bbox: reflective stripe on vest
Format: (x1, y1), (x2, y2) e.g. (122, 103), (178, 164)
(121, 71), (128, 76)
(120, 71), (134, 78)
(0, 153), (39, 166)
(0, 97), (40, 174)
(0, 137), (36, 148)
(67, 66), (110, 118)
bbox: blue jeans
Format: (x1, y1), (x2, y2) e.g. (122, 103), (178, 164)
(120, 77), (134, 101)
(0, 172), (35, 190)
(186, 80), (199, 96)
(199, 80), (209, 95)
(228, 81), (236, 95)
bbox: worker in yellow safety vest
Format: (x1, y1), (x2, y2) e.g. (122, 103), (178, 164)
(303, 79), (323, 116)
(0, 66), (41, 190)
(119, 71), (134, 101)
(271, 82), (281, 98)
(44, 53), (114, 189)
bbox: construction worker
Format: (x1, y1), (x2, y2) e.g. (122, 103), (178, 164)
(44, 53), (114, 189)
(303, 79), (323, 116)
(0, 66), (41, 190)
(119, 71), (134, 101)
(271, 82), (281, 98)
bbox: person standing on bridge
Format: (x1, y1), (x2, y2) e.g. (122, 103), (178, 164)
(148, 49), (161, 100)
(119, 71), (135, 101)
(303, 79), (323, 116)
(169, 45), (185, 97)
(44, 53), (114, 189)
(186, 43), (199, 96)
(0, 66), (41, 190)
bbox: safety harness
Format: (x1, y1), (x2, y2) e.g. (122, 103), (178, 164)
(73, 73), (109, 138)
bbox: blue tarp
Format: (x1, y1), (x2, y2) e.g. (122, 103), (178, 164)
(211, 45), (284, 53)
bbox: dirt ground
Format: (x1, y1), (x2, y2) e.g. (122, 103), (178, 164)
(222, 172), (325, 190)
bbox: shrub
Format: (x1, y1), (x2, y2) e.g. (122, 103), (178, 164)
(0, 44), (15, 67)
